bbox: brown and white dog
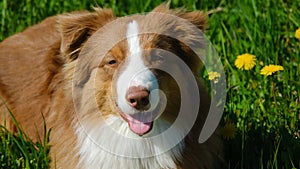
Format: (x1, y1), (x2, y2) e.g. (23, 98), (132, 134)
(0, 3), (223, 169)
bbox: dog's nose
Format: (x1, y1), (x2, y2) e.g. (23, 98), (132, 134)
(126, 86), (150, 110)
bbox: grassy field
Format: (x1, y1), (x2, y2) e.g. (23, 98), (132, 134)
(0, 0), (300, 168)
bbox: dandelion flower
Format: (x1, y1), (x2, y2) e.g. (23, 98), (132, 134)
(208, 71), (221, 83)
(234, 53), (256, 70)
(221, 120), (237, 140)
(295, 28), (300, 40)
(260, 65), (284, 76)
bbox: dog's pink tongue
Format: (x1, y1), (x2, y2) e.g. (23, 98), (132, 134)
(128, 119), (152, 135)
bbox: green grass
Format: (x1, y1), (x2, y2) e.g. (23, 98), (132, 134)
(0, 107), (51, 169)
(0, 0), (300, 168)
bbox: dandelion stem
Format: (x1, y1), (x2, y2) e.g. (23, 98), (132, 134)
(271, 80), (278, 110)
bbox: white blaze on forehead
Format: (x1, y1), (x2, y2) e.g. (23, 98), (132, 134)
(126, 20), (141, 56)
(116, 20), (159, 115)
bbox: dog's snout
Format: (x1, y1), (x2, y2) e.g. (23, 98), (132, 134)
(126, 86), (150, 110)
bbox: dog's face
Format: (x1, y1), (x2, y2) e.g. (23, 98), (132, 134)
(61, 6), (208, 138)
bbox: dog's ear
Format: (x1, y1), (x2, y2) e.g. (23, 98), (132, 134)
(176, 11), (207, 31)
(58, 8), (115, 61)
(152, 3), (207, 31)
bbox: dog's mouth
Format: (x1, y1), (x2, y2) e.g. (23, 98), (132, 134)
(118, 110), (153, 135)
(115, 89), (167, 136)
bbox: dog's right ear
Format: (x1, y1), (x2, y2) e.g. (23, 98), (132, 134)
(58, 8), (115, 61)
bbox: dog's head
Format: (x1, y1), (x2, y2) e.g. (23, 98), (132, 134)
(55, 4), (226, 168)
(60, 4), (209, 138)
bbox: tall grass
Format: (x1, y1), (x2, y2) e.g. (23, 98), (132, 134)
(0, 0), (299, 168)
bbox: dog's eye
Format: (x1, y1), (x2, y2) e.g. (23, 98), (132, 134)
(108, 60), (117, 65)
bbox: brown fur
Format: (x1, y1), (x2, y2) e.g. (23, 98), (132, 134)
(0, 4), (223, 169)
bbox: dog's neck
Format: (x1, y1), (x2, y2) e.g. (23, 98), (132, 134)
(75, 115), (185, 169)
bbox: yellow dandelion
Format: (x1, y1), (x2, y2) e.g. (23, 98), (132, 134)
(221, 120), (237, 140)
(208, 71), (221, 83)
(234, 53), (256, 70)
(260, 65), (284, 76)
(295, 28), (300, 40)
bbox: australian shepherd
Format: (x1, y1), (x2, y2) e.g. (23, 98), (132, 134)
(0, 3), (223, 169)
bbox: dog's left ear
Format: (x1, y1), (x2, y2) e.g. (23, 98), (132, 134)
(152, 3), (207, 31)
(58, 8), (115, 61)
(176, 11), (207, 31)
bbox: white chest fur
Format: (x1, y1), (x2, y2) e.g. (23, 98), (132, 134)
(75, 116), (184, 169)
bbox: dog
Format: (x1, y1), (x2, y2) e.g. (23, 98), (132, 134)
(0, 3), (223, 169)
